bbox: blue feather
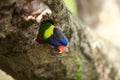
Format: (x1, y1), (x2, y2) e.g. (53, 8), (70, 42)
(46, 28), (68, 47)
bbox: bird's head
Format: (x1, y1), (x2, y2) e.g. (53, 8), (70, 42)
(57, 45), (66, 53)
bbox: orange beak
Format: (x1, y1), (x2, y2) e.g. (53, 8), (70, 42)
(57, 46), (66, 53)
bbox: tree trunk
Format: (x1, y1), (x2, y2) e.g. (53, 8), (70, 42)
(0, 0), (120, 80)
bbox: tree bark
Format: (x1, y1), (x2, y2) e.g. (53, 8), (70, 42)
(0, 0), (120, 80)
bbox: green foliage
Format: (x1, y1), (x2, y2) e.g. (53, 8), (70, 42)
(74, 56), (82, 80)
(64, 0), (78, 16)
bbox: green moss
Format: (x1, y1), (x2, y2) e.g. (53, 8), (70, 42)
(74, 56), (82, 80)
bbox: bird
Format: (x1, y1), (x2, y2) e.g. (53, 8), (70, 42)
(36, 21), (68, 53)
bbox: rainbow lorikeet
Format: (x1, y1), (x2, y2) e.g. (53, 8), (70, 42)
(36, 21), (68, 53)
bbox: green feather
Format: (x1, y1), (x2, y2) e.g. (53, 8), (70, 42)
(39, 21), (55, 40)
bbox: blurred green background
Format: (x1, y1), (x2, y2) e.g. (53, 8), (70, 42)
(64, 0), (78, 16)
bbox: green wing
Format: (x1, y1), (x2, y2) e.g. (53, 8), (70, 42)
(39, 21), (55, 40)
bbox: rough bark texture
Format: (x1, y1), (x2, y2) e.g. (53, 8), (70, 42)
(0, 0), (120, 80)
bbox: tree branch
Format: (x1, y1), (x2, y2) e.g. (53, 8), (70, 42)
(0, 0), (120, 80)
